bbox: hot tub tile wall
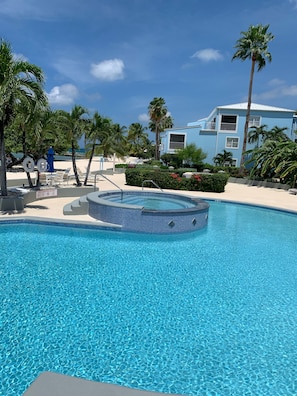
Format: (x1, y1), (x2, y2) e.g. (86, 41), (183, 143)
(87, 191), (209, 234)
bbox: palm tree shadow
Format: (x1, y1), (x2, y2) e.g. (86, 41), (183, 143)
(25, 204), (49, 210)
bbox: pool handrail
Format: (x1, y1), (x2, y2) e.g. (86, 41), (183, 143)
(142, 180), (163, 192)
(94, 171), (123, 195)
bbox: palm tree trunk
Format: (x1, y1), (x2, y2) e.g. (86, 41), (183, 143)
(0, 120), (8, 196)
(241, 58), (256, 170)
(84, 143), (95, 186)
(155, 126), (160, 160)
(71, 141), (81, 186)
(21, 124), (33, 188)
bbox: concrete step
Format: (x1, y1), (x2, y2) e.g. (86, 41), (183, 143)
(63, 195), (89, 215)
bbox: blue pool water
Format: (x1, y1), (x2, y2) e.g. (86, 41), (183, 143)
(102, 192), (196, 210)
(1, 201), (297, 396)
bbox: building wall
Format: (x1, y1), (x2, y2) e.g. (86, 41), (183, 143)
(161, 104), (295, 166)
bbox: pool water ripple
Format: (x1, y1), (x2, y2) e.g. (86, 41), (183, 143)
(1, 202), (297, 395)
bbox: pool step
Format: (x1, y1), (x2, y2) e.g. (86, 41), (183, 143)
(63, 195), (89, 215)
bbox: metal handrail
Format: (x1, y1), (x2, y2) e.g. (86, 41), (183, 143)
(94, 171), (123, 194)
(142, 179), (163, 191)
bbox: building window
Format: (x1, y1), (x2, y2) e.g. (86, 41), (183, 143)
(249, 116), (261, 127)
(169, 134), (185, 150)
(226, 137), (239, 148)
(220, 115), (237, 131)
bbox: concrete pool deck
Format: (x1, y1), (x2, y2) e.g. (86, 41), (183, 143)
(3, 157), (297, 222)
(23, 372), (181, 396)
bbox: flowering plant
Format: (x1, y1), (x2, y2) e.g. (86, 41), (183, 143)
(170, 173), (182, 182)
(193, 174), (201, 182)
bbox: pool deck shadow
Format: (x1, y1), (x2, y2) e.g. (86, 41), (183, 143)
(23, 372), (182, 396)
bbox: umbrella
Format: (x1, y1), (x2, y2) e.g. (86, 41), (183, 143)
(47, 147), (55, 172)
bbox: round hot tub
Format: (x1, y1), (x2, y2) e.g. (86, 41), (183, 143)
(87, 190), (209, 234)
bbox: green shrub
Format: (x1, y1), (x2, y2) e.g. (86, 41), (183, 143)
(125, 168), (229, 193)
(115, 163), (128, 168)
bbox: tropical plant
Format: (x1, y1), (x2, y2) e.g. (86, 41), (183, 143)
(56, 105), (89, 186)
(246, 127), (296, 183)
(127, 122), (151, 157)
(273, 140), (297, 186)
(263, 126), (289, 142)
(177, 143), (207, 168)
(213, 150), (233, 166)
(248, 124), (268, 147)
(148, 97), (173, 160)
(232, 24), (274, 169)
(97, 122), (127, 159)
(84, 112), (112, 185)
(0, 39), (47, 195)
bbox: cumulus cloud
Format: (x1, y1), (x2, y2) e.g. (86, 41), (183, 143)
(138, 113), (150, 122)
(47, 84), (79, 105)
(253, 80), (297, 102)
(191, 48), (223, 62)
(91, 58), (125, 81)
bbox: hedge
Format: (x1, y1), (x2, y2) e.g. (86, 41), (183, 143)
(125, 168), (229, 193)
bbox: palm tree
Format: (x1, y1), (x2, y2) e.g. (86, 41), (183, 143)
(0, 39), (47, 196)
(84, 112), (112, 185)
(127, 122), (149, 157)
(264, 126), (289, 142)
(148, 97), (173, 160)
(96, 122), (127, 159)
(213, 150), (233, 166)
(232, 24), (274, 170)
(248, 124), (268, 147)
(273, 141), (297, 187)
(56, 105), (89, 186)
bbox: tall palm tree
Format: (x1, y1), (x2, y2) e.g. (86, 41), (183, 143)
(98, 123), (127, 158)
(84, 112), (112, 185)
(148, 97), (173, 160)
(127, 122), (149, 157)
(232, 24), (274, 169)
(56, 105), (88, 186)
(0, 39), (47, 196)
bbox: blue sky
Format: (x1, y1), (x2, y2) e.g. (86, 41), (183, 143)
(1, 0), (297, 129)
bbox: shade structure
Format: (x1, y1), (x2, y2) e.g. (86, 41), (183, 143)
(47, 147), (55, 172)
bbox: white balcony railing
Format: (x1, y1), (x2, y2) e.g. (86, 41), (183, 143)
(169, 142), (185, 150)
(204, 121), (216, 130)
(220, 123), (237, 131)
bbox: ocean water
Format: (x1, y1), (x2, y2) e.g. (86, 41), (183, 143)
(1, 201), (297, 395)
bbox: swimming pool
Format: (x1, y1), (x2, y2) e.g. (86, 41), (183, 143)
(1, 201), (297, 395)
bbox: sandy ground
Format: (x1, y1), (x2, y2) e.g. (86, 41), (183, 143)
(3, 156), (297, 222)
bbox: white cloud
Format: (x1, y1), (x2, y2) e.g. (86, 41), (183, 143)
(47, 84), (79, 105)
(138, 113), (150, 122)
(91, 59), (125, 81)
(191, 48), (223, 62)
(253, 80), (297, 101)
